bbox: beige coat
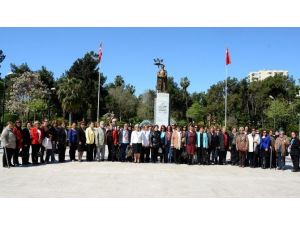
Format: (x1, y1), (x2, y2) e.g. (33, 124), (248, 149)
(171, 131), (182, 150)
(236, 134), (249, 152)
(275, 136), (290, 156)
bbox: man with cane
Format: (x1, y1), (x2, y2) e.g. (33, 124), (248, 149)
(1, 121), (16, 168)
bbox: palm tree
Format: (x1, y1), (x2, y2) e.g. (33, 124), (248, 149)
(180, 76), (190, 119)
(57, 76), (82, 125)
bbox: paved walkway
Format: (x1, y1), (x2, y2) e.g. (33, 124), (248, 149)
(1, 152), (299, 198)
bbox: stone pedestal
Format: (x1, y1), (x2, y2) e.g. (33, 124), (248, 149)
(154, 92), (170, 127)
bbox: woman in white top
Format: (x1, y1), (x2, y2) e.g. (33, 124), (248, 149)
(130, 124), (143, 163)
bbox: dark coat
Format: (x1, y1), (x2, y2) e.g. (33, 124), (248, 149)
(48, 126), (58, 142)
(290, 138), (300, 156)
(217, 132), (225, 151)
(150, 131), (161, 148)
(77, 128), (86, 151)
(210, 133), (218, 149)
(207, 132), (212, 148)
(106, 130), (114, 146)
(56, 127), (66, 146)
(22, 127), (31, 147)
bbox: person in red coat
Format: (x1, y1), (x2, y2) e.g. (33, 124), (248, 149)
(185, 125), (197, 165)
(13, 120), (23, 166)
(112, 126), (119, 162)
(30, 121), (42, 164)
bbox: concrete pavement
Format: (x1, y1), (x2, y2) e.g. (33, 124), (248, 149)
(1, 152), (300, 198)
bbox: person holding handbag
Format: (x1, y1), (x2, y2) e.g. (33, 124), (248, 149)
(247, 128), (260, 168)
(150, 125), (160, 163)
(1, 121), (16, 167)
(236, 127), (249, 168)
(274, 131), (289, 170)
(171, 126), (182, 164)
(12, 120), (23, 166)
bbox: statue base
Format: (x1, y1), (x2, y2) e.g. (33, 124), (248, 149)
(154, 92), (170, 127)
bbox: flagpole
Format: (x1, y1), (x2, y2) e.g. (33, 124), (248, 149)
(97, 42), (102, 123)
(97, 69), (101, 123)
(225, 65), (228, 129)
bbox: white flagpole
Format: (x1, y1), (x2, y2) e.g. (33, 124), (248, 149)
(97, 69), (101, 123)
(225, 64), (228, 129)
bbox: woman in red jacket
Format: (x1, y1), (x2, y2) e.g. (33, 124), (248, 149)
(30, 121), (41, 165)
(112, 126), (119, 162)
(13, 120), (23, 166)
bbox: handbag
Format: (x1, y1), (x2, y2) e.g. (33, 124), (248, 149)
(126, 146), (133, 158)
(158, 147), (163, 154)
(181, 150), (188, 159)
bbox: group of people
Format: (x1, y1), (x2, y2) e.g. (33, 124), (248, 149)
(1, 119), (300, 172)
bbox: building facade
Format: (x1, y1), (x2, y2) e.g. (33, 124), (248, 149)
(248, 70), (288, 82)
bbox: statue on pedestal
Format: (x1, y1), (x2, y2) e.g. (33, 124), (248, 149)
(154, 58), (168, 93)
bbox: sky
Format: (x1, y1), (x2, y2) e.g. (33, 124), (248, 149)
(0, 27), (300, 95)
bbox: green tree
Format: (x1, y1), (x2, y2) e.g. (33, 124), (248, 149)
(106, 85), (137, 122)
(266, 99), (290, 130)
(167, 76), (186, 120)
(10, 63), (31, 74)
(137, 89), (156, 120)
(57, 76), (82, 124)
(186, 102), (203, 123)
(0, 49), (5, 77)
(65, 51), (108, 120)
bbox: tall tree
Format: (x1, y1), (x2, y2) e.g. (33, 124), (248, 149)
(137, 89), (156, 120)
(0, 49), (5, 77)
(65, 51), (107, 120)
(186, 102), (203, 123)
(106, 85), (137, 122)
(167, 76), (186, 120)
(6, 72), (48, 122)
(57, 76), (82, 124)
(180, 76), (190, 119)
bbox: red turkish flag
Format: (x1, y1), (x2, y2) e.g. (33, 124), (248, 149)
(226, 48), (231, 65)
(98, 42), (103, 63)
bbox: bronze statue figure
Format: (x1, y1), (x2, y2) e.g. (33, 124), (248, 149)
(154, 58), (168, 93)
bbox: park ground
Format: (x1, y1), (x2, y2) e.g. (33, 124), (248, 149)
(0, 149), (300, 198)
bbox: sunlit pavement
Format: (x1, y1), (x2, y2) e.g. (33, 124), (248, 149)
(0, 149), (299, 198)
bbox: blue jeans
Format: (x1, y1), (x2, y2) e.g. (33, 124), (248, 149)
(167, 146), (173, 163)
(165, 142), (172, 163)
(120, 143), (129, 162)
(277, 152), (285, 169)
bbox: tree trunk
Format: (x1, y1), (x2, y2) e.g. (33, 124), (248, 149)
(69, 112), (72, 127)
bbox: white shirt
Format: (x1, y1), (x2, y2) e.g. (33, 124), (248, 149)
(130, 130), (143, 145)
(141, 130), (151, 147)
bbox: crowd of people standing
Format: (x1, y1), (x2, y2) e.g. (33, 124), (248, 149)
(1, 119), (300, 172)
